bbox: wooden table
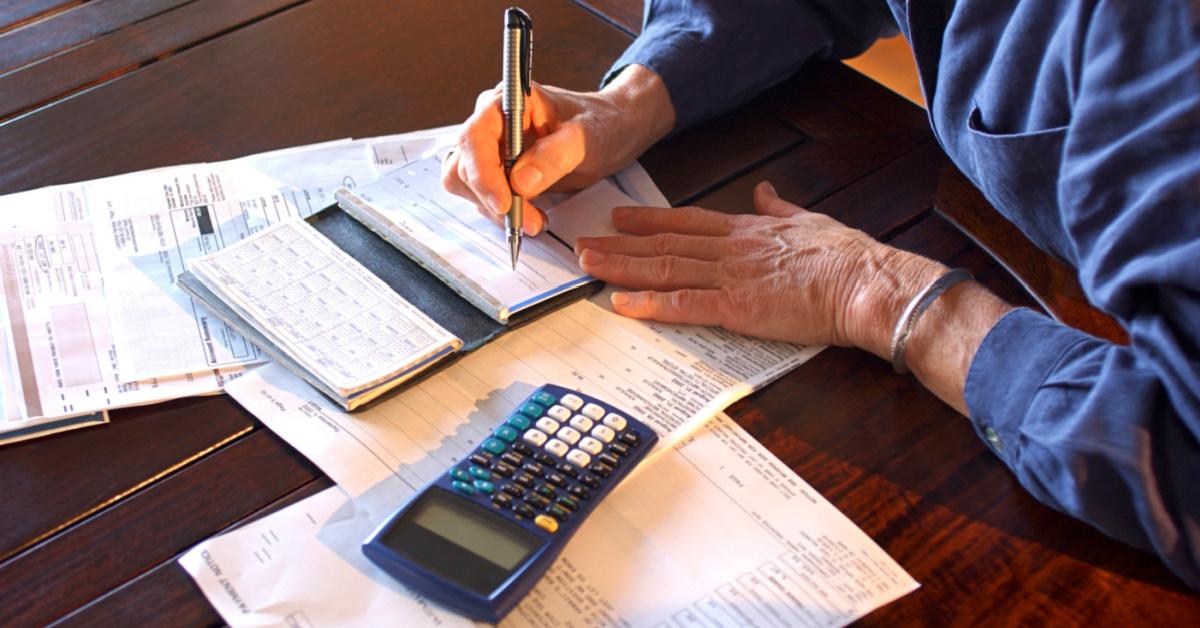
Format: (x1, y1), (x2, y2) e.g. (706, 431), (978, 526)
(0, 1), (1194, 625)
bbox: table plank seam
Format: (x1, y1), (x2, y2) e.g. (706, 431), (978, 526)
(673, 135), (808, 207)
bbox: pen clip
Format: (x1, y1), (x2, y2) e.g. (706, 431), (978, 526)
(507, 7), (533, 96)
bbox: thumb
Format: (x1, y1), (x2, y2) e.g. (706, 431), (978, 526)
(510, 122), (586, 197)
(753, 181), (805, 218)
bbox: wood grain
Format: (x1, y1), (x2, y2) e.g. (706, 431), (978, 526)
(0, 0), (79, 33)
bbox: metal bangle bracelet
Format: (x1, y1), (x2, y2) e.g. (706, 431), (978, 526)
(888, 267), (973, 374)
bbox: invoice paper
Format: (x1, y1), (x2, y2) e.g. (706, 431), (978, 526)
(181, 411), (918, 627)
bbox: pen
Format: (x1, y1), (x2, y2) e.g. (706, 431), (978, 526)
(502, 7), (532, 270)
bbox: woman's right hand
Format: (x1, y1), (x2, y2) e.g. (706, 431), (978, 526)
(441, 64), (675, 234)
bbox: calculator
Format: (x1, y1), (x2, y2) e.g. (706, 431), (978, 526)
(362, 384), (658, 623)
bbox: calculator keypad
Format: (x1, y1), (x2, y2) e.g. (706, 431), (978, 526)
(449, 386), (648, 533)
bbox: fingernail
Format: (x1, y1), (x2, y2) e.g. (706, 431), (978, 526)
(512, 165), (543, 193)
(579, 249), (606, 265)
(611, 292), (630, 307)
(761, 181), (778, 197)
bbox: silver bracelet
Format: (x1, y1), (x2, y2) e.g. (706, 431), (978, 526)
(889, 267), (973, 374)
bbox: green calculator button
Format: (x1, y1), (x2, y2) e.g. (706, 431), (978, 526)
(547, 504), (569, 521)
(519, 402), (545, 418)
(473, 480), (495, 494)
(451, 480), (475, 495)
(533, 391), (557, 406)
(556, 495), (578, 511)
(449, 468), (471, 482)
(506, 414), (532, 430)
(469, 465), (491, 480)
(482, 438), (506, 455)
(494, 425), (519, 442)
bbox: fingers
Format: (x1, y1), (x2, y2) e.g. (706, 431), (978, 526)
(510, 122), (585, 197)
(574, 233), (724, 261)
(457, 113), (510, 216)
(753, 180), (806, 218)
(579, 249), (720, 290)
(610, 289), (725, 327)
(611, 205), (743, 236)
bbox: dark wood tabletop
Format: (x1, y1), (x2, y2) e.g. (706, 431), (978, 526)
(0, 1), (1194, 626)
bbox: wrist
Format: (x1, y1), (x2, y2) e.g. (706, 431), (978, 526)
(843, 246), (948, 360)
(600, 64), (675, 154)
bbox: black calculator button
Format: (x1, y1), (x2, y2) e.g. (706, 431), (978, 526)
(580, 474), (601, 489)
(534, 484), (555, 498)
(502, 483), (525, 498)
(534, 452), (554, 466)
(513, 442), (535, 457)
(588, 462), (613, 478)
(568, 484), (589, 500)
(469, 453), (493, 466)
(556, 463), (579, 478)
(492, 462), (516, 478)
(556, 496), (578, 511)
(619, 431), (640, 447)
(597, 453), (620, 468)
(492, 493), (513, 509)
(526, 494), (550, 510)
(608, 443), (630, 457)
(548, 504), (570, 521)
(514, 472), (535, 487)
(546, 472), (567, 487)
(522, 462), (544, 477)
(514, 503), (535, 519)
(501, 452), (524, 467)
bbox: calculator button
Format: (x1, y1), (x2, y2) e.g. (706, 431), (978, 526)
(568, 484), (589, 500)
(482, 438), (507, 455)
(473, 480), (495, 494)
(500, 452), (524, 468)
(512, 442), (535, 457)
(533, 514), (559, 533)
(591, 425), (615, 443)
(535, 417), (560, 435)
(469, 465), (492, 480)
(533, 391), (557, 406)
(506, 414), (532, 430)
(492, 462), (515, 478)
(519, 402), (546, 418)
(514, 503), (535, 519)
(588, 462), (613, 478)
(469, 453), (493, 467)
(555, 463), (578, 478)
(619, 431), (640, 446)
(546, 472), (567, 487)
(502, 483), (525, 497)
(560, 393), (584, 410)
(525, 494), (550, 509)
(450, 468), (471, 482)
(494, 425), (519, 442)
(577, 437), (603, 455)
(608, 442), (631, 457)
(556, 495), (578, 511)
(580, 474), (601, 489)
(547, 405), (571, 421)
(569, 415), (594, 432)
(566, 449), (591, 468)
(548, 504), (570, 521)
(523, 429), (548, 447)
(556, 426), (581, 445)
(581, 403), (605, 420)
(545, 439), (570, 458)
(514, 472), (535, 488)
(598, 453), (620, 468)
(452, 480), (475, 495)
(534, 452), (555, 466)
(535, 484), (555, 498)
(492, 493), (513, 509)
(602, 412), (627, 431)
(522, 462), (544, 477)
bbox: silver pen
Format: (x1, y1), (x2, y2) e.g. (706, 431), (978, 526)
(502, 7), (532, 270)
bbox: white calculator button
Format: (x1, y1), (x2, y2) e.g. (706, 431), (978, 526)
(578, 436), (603, 455)
(556, 426), (582, 445)
(523, 429), (548, 447)
(602, 412), (627, 431)
(546, 405), (571, 421)
(545, 439), (570, 458)
(569, 415), (594, 432)
(535, 417), (561, 435)
(560, 394), (584, 411)
(566, 449), (592, 468)
(581, 403), (605, 420)
(591, 424), (616, 443)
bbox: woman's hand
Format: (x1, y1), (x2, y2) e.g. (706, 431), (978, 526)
(442, 65), (674, 235)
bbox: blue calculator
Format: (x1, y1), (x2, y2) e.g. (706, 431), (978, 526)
(362, 384), (659, 623)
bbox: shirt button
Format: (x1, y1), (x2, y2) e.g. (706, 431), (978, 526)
(984, 426), (1004, 452)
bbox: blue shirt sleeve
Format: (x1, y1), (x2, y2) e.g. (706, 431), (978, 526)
(603, 0), (895, 130)
(966, 2), (1200, 588)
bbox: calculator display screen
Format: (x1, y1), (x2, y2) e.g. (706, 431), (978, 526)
(383, 490), (544, 595)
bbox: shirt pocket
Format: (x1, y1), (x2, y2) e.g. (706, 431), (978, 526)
(965, 104), (1073, 261)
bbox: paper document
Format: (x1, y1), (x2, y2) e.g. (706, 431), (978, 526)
(182, 411), (917, 627)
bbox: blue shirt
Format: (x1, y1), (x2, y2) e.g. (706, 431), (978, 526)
(608, 0), (1200, 587)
